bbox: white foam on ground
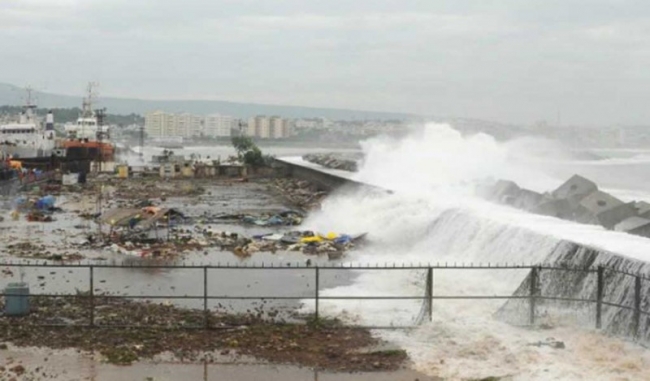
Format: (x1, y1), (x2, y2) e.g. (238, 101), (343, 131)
(300, 123), (650, 380)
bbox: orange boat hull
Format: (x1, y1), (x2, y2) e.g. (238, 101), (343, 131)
(60, 140), (115, 161)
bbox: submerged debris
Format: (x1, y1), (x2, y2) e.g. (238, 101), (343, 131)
(272, 178), (326, 210)
(0, 297), (407, 371)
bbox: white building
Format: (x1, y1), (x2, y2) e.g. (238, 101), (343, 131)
(176, 113), (202, 138)
(270, 116), (284, 139)
(145, 111), (176, 138)
(247, 115), (291, 139)
(204, 114), (235, 138)
(146, 111), (238, 138)
(258, 117), (270, 139)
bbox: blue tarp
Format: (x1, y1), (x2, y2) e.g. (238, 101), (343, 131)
(35, 195), (56, 210)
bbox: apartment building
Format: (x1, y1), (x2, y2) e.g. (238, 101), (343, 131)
(247, 115), (292, 139)
(204, 114), (235, 138)
(145, 111), (236, 138)
(145, 111), (292, 140)
(144, 111), (177, 138)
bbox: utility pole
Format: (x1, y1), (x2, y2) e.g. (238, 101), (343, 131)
(95, 107), (106, 174)
(139, 124), (145, 161)
(96, 185), (103, 239)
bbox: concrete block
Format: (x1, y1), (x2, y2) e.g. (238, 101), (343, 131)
(485, 180), (521, 205)
(511, 189), (545, 211)
(551, 174), (598, 202)
(579, 190), (624, 216)
(597, 202), (639, 230)
(615, 216), (650, 234)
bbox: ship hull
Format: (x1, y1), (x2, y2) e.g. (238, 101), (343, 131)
(0, 145), (54, 159)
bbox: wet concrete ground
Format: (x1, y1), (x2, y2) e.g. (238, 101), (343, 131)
(1, 345), (438, 381)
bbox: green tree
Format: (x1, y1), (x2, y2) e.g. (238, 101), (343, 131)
(231, 136), (268, 167)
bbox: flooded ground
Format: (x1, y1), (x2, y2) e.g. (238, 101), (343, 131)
(0, 178), (358, 316)
(1, 345), (436, 381)
(0, 174), (427, 379)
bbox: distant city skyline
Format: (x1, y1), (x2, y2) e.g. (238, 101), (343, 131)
(1, 0), (650, 126)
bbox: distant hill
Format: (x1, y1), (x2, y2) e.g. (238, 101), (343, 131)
(0, 82), (413, 120)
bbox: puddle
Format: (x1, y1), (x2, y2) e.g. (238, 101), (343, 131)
(0, 346), (437, 381)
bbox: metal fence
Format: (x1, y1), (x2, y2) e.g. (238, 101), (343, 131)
(0, 262), (648, 338)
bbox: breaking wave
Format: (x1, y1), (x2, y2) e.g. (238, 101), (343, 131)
(302, 123), (650, 380)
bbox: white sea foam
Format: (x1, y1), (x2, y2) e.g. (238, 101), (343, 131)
(299, 123), (650, 380)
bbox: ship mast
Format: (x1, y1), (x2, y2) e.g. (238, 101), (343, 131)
(82, 82), (99, 119)
(23, 86), (37, 122)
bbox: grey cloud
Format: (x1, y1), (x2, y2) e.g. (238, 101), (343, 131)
(1, 0), (649, 125)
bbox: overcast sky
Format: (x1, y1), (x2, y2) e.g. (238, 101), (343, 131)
(1, 0), (649, 125)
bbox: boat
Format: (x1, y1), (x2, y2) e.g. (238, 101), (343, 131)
(60, 83), (115, 162)
(0, 88), (56, 159)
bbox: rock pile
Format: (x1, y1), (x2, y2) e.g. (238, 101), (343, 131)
(302, 153), (362, 172)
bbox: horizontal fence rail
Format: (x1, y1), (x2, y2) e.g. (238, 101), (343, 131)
(0, 262), (647, 338)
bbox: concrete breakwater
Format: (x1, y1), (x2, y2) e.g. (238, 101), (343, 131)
(278, 157), (650, 342)
(481, 175), (650, 238)
(273, 158), (387, 195)
(301, 153), (362, 172)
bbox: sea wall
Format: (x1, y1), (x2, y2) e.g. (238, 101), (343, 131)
(272, 158), (388, 195)
(496, 241), (650, 343)
(301, 153), (362, 172)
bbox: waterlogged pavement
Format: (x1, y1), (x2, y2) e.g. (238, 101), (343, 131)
(0, 346), (437, 381)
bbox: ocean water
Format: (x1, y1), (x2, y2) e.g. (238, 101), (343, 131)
(297, 124), (650, 380)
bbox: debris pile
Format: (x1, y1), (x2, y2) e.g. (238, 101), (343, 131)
(233, 231), (366, 258)
(6, 242), (84, 262)
(0, 297), (407, 371)
(302, 153), (361, 172)
(13, 194), (60, 223)
(273, 178), (326, 210)
(111, 178), (206, 200)
(210, 210), (304, 226)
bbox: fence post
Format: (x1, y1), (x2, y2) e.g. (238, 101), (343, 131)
(634, 276), (641, 337)
(529, 266), (537, 325)
(89, 265), (94, 327)
(427, 267), (433, 322)
(203, 266), (209, 329)
(596, 266), (604, 329)
(315, 267), (320, 322)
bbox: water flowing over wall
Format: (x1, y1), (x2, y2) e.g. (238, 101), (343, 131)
(286, 123), (650, 345)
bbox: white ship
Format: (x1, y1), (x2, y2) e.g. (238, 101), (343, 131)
(63, 83), (110, 142)
(0, 88), (56, 159)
